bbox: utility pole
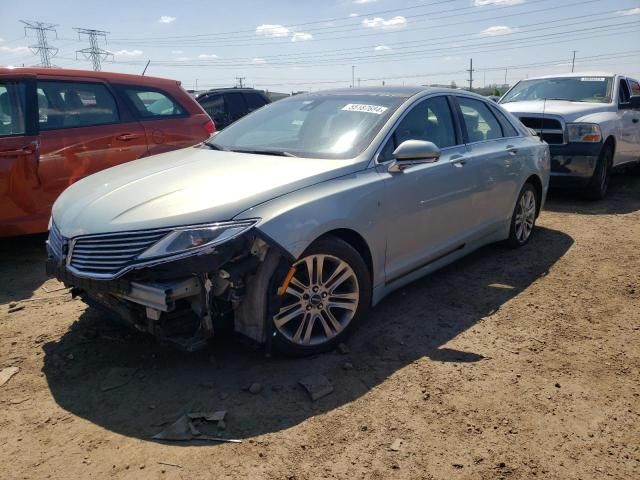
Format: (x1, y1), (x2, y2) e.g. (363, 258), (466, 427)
(504, 67), (508, 86)
(20, 20), (58, 68)
(74, 28), (112, 71)
(357, 77), (361, 88)
(351, 65), (355, 88)
(235, 76), (245, 88)
(467, 58), (474, 91)
(571, 50), (577, 72)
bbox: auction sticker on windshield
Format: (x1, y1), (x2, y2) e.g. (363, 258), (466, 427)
(580, 77), (606, 82)
(342, 104), (389, 114)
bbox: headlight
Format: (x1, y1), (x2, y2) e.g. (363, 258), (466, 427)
(137, 219), (258, 260)
(566, 123), (602, 143)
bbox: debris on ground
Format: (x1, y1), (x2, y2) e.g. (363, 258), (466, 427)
(337, 343), (350, 354)
(390, 438), (404, 451)
(0, 366), (19, 387)
(187, 410), (226, 422)
(342, 361), (354, 370)
(157, 461), (182, 469)
(100, 367), (137, 392)
(299, 374), (334, 401)
(152, 414), (240, 443)
(7, 305), (25, 314)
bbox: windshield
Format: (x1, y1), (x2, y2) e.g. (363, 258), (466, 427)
(206, 94), (405, 159)
(501, 76), (613, 104)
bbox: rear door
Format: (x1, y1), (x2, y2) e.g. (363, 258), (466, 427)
(119, 85), (206, 155)
(224, 92), (249, 126)
(244, 91), (269, 114)
(624, 78), (640, 159)
(454, 95), (522, 236)
(0, 75), (42, 236)
(36, 78), (148, 209)
(616, 77), (638, 165)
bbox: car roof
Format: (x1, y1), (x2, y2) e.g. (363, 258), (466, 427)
(523, 71), (617, 81)
(0, 67), (180, 87)
(197, 87), (266, 96)
(297, 86), (475, 100)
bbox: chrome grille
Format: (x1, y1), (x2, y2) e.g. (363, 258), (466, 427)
(47, 223), (65, 259)
(69, 229), (170, 277)
(518, 116), (565, 145)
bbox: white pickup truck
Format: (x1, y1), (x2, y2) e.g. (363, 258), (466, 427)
(500, 72), (640, 199)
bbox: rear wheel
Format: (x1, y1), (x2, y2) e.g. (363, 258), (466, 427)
(585, 145), (612, 200)
(270, 237), (371, 356)
(507, 182), (538, 248)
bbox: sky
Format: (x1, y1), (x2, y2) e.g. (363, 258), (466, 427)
(1, 0), (639, 92)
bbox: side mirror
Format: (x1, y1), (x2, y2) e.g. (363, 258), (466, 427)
(389, 140), (441, 173)
(630, 96), (640, 109)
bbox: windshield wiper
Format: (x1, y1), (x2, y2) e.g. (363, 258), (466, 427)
(203, 141), (226, 151)
(229, 148), (297, 157)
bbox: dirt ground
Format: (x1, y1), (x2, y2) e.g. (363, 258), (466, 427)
(0, 174), (639, 480)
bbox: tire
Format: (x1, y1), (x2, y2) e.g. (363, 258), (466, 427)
(506, 182), (538, 248)
(584, 145), (612, 200)
(269, 236), (371, 357)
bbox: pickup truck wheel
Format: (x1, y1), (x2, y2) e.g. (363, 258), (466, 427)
(269, 237), (371, 357)
(585, 145), (612, 200)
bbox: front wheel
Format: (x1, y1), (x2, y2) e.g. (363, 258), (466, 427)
(506, 182), (538, 248)
(269, 237), (371, 356)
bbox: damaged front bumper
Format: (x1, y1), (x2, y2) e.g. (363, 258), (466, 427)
(46, 222), (291, 351)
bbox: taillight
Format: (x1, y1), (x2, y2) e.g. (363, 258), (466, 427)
(203, 119), (215, 135)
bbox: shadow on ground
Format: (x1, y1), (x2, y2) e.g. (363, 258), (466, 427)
(0, 233), (48, 304)
(545, 171), (640, 216)
(39, 226), (573, 444)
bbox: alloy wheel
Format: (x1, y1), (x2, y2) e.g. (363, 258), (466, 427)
(274, 254), (360, 346)
(514, 189), (536, 243)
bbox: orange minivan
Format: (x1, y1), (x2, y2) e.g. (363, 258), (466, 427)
(0, 67), (214, 236)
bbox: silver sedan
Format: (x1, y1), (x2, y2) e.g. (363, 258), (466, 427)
(46, 87), (550, 355)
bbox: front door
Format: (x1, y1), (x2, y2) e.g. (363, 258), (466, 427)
(0, 76), (42, 236)
(379, 95), (474, 282)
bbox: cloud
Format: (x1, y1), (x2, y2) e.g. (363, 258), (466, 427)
(175, 57), (191, 61)
(291, 32), (313, 42)
(171, 50), (183, 54)
(474, 0), (525, 5)
(114, 49), (143, 56)
(159, 16), (176, 24)
(374, 45), (392, 51)
(617, 7), (640, 16)
(252, 57), (267, 64)
(354, 0), (377, 4)
(0, 38), (4, 43)
(349, 13), (359, 18)
(479, 25), (515, 36)
(198, 53), (218, 59)
(256, 24), (290, 38)
(0, 46), (30, 54)
(362, 16), (407, 30)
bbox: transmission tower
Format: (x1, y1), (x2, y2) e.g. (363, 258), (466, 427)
(20, 20), (58, 68)
(75, 28), (113, 71)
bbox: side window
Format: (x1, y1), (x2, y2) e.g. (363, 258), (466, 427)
(124, 88), (185, 118)
(491, 106), (519, 137)
(37, 81), (119, 130)
(378, 96), (457, 162)
(457, 96), (504, 142)
(200, 94), (226, 125)
(0, 81), (26, 136)
(618, 79), (631, 104)
(629, 79), (640, 96)
(244, 92), (268, 113)
(224, 93), (248, 123)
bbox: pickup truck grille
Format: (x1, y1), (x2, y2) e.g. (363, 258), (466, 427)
(69, 229), (170, 278)
(517, 116), (565, 145)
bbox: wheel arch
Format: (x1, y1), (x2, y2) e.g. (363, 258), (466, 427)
(603, 135), (616, 156)
(525, 174), (543, 216)
(313, 228), (374, 281)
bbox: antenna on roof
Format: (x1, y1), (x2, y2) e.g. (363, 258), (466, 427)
(142, 59), (150, 76)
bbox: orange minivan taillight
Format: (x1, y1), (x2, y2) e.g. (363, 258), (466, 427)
(203, 119), (215, 135)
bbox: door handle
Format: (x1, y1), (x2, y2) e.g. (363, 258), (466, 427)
(450, 155), (467, 167)
(633, 118), (639, 123)
(0, 145), (37, 157)
(506, 145), (519, 155)
(116, 133), (141, 141)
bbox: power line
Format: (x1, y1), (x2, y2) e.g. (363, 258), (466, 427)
(20, 20), (58, 67)
(74, 28), (113, 71)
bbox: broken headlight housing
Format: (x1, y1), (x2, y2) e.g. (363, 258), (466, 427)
(137, 219), (258, 261)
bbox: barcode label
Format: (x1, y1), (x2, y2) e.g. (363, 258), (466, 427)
(341, 103), (389, 114)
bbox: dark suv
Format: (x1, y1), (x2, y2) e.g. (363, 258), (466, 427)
(196, 88), (271, 130)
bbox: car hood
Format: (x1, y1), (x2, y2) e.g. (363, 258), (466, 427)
(53, 146), (364, 238)
(500, 100), (613, 122)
